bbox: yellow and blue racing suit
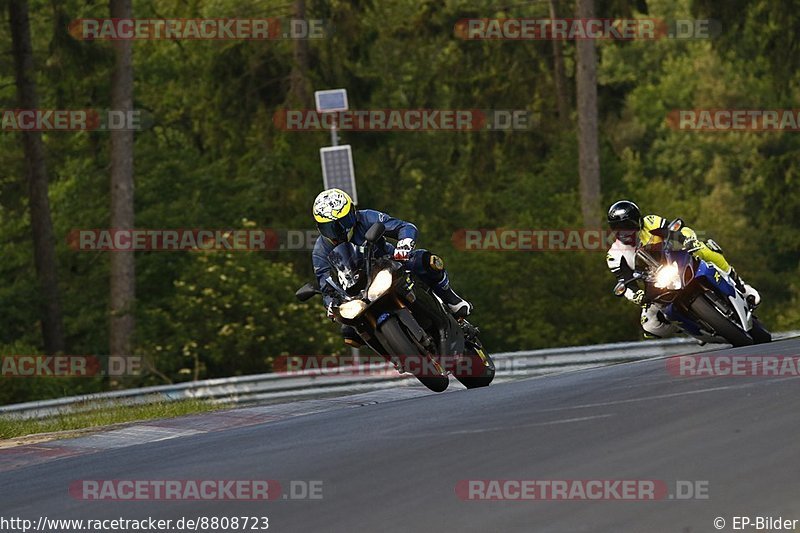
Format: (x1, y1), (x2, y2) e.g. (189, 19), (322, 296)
(607, 214), (732, 338)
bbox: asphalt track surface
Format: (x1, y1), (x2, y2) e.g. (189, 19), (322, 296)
(2, 337), (800, 533)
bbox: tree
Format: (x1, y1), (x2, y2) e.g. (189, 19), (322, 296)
(548, 0), (570, 128)
(2, 0), (799, 404)
(575, 0), (601, 227)
(288, 0), (312, 107)
(8, 0), (65, 355)
(109, 0), (136, 357)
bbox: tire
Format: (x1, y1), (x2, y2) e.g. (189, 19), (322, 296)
(690, 296), (753, 347)
(454, 344), (495, 389)
(750, 318), (772, 344)
(380, 316), (448, 392)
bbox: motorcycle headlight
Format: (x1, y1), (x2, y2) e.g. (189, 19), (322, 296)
(339, 299), (368, 319)
(654, 262), (681, 290)
(367, 269), (394, 300)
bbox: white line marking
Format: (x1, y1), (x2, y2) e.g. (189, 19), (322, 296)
(442, 414), (615, 435)
(536, 385), (738, 412)
(389, 414), (614, 438)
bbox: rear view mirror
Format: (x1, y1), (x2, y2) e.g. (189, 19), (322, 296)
(295, 282), (319, 302)
(668, 218), (683, 232)
(365, 222), (385, 243)
(614, 281), (627, 296)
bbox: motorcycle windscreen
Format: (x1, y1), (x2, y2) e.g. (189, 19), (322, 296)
(327, 243), (367, 294)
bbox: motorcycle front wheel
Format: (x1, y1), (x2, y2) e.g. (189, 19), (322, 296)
(690, 296), (753, 347)
(379, 316), (449, 392)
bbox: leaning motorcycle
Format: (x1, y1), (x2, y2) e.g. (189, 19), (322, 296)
(296, 222), (494, 392)
(613, 218), (771, 347)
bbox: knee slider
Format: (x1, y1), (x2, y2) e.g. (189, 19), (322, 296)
(705, 238), (724, 254)
(427, 253), (444, 272)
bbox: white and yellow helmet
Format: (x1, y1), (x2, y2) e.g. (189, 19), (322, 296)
(313, 188), (357, 243)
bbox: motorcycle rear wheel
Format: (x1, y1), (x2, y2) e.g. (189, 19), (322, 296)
(750, 318), (772, 344)
(454, 344), (495, 389)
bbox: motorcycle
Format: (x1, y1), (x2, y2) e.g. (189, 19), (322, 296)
(613, 218), (771, 347)
(295, 222), (495, 392)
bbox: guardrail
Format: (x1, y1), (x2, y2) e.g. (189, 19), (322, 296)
(2, 332), (796, 420)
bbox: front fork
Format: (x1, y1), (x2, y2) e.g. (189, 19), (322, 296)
(703, 288), (753, 332)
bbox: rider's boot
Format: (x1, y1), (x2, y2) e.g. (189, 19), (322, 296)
(729, 268), (761, 307)
(435, 285), (473, 318)
(418, 253), (473, 318)
(431, 270), (473, 318)
(640, 305), (678, 339)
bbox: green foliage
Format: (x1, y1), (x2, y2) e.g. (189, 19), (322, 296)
(139, 249), (340, 381)
(0, 340), (107, 405)
(1, 0), (798, 405)
(0, 399), (223, 439)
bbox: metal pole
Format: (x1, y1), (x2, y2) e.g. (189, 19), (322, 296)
(330, 114), (339, 146)
(327, 114), (355, 358)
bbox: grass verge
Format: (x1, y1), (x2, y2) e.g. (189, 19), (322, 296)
(0, 399), (226, 440)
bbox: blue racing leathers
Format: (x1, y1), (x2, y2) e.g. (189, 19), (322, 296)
(311, 209), (453, 308)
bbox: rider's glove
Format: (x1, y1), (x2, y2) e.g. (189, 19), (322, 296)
(683, 236), (702, 253)
(393, 238), (415, 261)
(325, 302), (336, 320)
(631, 289), (646, 306)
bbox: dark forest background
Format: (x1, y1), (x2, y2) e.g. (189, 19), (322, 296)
(2, 0), (799, 403)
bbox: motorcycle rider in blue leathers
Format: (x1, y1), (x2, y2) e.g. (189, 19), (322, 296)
(311, 188), (472, 346)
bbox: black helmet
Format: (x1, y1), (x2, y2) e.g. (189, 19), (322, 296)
(607, 200), (642, 232)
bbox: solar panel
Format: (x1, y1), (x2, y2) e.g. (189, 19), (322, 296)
(320, 145), (357, 204)
(315, 89), (348, 113)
